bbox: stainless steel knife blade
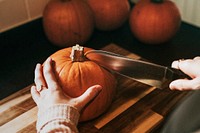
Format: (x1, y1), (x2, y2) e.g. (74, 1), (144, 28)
(85, 50), (189, 89)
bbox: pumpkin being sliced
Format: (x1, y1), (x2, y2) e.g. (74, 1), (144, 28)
(48, 44), (117, 121)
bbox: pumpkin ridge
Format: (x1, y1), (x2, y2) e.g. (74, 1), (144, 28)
(79, 61), (97, 92)
(57, 61), (72, 91)
(57, 59), (71, 76)
(92, 62), (114, 104)
(77, 62), (84, 94)
(100, 66), (115, 106)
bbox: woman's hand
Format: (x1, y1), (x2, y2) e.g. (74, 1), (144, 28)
(170, 56), (200, 91)
(31, 57), (102, 112)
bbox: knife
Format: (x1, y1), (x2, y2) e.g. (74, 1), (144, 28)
(84, 50), (190, 89)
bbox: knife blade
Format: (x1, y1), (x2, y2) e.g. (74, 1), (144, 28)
(84, 50), (190, 89)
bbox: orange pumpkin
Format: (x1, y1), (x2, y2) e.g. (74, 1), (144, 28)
(43, 0), (94, 47)
(87, 0), (130, 31)
(129, 0), (181, 44)
(48, 45), (117, 121)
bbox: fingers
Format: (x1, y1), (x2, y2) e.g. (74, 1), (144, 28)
(193, 56), (200, 60)
(170, 78), (200, 91)
(43, 57), (59, 90)
(171, 60), (181, 69)
(75, 85), (102, 111)
(31, 86), (40, 104)
(171, 59), (192, 70)
(34, 64), (47, 92)
(171, 59), (195, 78)
(170, 57), (200, 91)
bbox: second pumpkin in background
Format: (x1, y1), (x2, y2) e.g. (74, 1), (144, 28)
(86, 0), (131, 31)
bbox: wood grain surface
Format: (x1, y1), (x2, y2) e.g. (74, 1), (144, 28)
(0, 44), (189, 133)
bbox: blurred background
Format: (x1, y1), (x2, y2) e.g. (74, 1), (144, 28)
(0, 0), (200, 33)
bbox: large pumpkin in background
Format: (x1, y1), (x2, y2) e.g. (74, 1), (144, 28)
(47, 45), (117, 121)
(43, 0), (94, 47)
(129, 0), (181, 44)
(86, 0), (130, 31)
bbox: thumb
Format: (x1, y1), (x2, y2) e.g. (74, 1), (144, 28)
(171, 60), (195, 78)
(75, 85), (102, 111)
(169, 78), (200, 91)
(31, 86), (40, 105)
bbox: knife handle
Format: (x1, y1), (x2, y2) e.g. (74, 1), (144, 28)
(168, 67), (191, 80)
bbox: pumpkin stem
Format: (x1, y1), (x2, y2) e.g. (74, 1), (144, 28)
(70, 44), (85, 62)
(151, 0), (163, 3)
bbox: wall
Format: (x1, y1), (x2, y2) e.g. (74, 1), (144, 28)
(0, 0), (200, 33)
(171, 0), (200, 28)
(0, 0), (49, 33)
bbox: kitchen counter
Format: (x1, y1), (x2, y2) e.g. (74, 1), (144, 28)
(1, 16), (200, 132)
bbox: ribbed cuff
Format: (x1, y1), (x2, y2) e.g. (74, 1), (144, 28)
(36, 104), (80, 131)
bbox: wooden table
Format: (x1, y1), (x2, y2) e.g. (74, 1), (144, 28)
(0, 44), (189, 133)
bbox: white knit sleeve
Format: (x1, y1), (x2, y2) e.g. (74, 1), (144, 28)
(36, 104), (80, 133)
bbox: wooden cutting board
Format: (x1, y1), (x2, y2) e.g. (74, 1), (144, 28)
(0, 44), (189, 133)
